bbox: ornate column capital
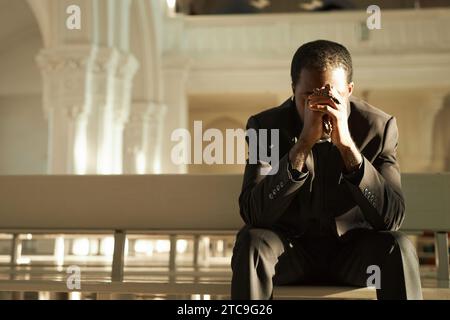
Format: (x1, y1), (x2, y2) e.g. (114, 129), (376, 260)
(117, 53), (139, 80)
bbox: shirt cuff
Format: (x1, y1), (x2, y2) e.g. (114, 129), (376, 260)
(287, 157), (309, 183)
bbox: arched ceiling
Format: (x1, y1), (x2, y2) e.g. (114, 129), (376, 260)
(0, 0), (42, 96)
(0, 0), (41, 55)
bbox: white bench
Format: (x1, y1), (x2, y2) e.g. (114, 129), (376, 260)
(0, 174), (448, 299)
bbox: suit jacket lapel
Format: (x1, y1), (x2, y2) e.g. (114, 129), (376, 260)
(279, 98), (303, 151)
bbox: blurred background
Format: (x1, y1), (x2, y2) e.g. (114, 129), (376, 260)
(0, 0), (449, 176)
(0, 0), (449, 299)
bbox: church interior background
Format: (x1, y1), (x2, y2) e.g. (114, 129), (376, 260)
(0, 0), (449, 299)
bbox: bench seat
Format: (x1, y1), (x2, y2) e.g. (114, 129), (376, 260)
(0, 174), (448, 299)
(0, 278), (449, 300)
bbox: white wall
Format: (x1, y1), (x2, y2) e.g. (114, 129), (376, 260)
(0, 30), (42, 96)
(0, 94), (47, 174)
(0, 1), (44, 174)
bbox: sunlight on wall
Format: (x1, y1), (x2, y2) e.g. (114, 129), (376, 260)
(134, 240), (154, 256)
(136, 151), (146, 174)
(167, 0), (177, 16)
(155, 240), (171, 253)
(100, 237), (115, 256)
(74, 122), (88, 175)
(72, 238), (90, 256)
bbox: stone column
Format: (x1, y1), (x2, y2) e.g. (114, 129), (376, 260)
(31, 0), (138, 174)
(112, 54), (139, 174)
(161, 65), (190, 173)
(37, 47), (138, 174)
(36, 47), (93, 174)
(427, 91), (449, 172)
(123, 101), (167, 174)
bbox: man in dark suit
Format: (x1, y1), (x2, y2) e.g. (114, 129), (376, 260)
(231, 40), (422, 300)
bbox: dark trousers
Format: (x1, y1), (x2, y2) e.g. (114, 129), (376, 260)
(231, 226), (423, 300)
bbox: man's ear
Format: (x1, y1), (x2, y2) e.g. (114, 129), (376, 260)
(347, 82), (354, 96)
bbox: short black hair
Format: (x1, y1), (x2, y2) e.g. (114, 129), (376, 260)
(290, 40), (353, 86)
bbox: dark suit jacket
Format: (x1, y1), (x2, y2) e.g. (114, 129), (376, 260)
(238, 96), (405, 238)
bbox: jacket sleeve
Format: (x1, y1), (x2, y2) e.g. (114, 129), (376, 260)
(238, 116), (310, 227)
(341, 117), (405, 231)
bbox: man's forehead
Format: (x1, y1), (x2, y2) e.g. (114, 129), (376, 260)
(298, 67), (348, 90)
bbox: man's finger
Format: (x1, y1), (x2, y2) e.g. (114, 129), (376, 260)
(308, 97), (339, 110)
(309, 104), (339, 119)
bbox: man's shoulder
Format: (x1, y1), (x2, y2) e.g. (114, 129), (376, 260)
(350, 96), (392, 120)
(349, 96), (394, 134)
(247, 98), (293, 129)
